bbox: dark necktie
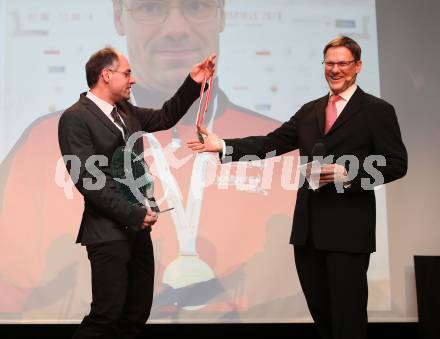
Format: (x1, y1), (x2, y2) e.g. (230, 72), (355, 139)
(111, 107), (129, 142)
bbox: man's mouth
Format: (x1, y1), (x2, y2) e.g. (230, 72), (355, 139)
(154, 48), (200, 57)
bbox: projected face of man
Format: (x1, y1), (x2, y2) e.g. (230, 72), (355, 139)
(113, 0), (225, 93)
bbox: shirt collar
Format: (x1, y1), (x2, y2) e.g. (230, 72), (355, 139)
(330, 83), (357, 102)
(86, 91), (115, 117)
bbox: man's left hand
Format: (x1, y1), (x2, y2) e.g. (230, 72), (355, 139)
(190, 53), (217, 83)
(319, 164), (349, 184)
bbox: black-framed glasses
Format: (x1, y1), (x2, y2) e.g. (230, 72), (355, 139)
(107, 68), (132, 78)
(322, 60), (357, 69)
(122, 0), (221, 24)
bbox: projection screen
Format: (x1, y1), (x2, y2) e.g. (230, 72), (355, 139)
(1, 0), (432, 323)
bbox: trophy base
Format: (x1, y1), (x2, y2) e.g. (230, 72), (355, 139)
(162, 254), (215, 310)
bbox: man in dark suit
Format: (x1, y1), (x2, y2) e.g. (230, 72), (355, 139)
(0, 1), (287, 318)
(188, 36), (408, 339)
(58, 47), (215, 338)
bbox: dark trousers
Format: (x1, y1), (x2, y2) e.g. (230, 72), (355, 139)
(73, 230), (155, 339)
(294, 239), (370, 339)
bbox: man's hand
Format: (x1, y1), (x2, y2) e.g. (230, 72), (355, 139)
(319, 164), (349, 185)
(187, 126), (223, 153)
(141, 208), (158, 230)
(190, 53), (217, 83)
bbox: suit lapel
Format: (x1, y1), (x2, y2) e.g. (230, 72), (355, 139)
(317, 87), (364, 136)
(327, 87), (363, 135)
(314, 95), (329, 136)
(116, 105), (135, 136)
(79, 94), (125, 143)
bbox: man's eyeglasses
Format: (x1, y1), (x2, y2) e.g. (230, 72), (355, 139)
(122, 0), (220, 24)
(322, 60), (358, 69)
(108, 69), (132, 78)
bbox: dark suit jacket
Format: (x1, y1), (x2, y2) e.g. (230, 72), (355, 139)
(224, 87), (407, 253)
(58, 75), (201, 245)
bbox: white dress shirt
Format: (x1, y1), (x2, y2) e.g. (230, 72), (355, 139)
(86, 91), (126, 138)
(330, 83), (358, 117)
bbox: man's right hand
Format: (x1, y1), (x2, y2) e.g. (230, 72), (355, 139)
(187, 126), (223, 153)
(141, 209), (158, 229)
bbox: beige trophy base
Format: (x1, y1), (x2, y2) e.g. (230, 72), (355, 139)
(162, 254), (215, 310)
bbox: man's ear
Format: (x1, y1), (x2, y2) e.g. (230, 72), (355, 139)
(355, 60), (362, 74)
(101, 68), (112, 83)
(113, 0), (125, 36)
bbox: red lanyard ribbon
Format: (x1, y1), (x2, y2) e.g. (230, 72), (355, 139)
(195, 75), (213, 129)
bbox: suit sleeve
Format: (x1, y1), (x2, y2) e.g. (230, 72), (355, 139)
(128, 75), (203, 132)
(58, 112), (147, 228)
(349, 102), (408, 191)
(224, 114), (299, 162)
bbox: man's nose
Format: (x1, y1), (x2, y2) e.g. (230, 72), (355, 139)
(330, 64), (341, 72)
(160, 7), (192, 39)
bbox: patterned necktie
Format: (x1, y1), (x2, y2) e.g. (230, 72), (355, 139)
(324, 94), (342, 134)
(110, 107), (129, 142)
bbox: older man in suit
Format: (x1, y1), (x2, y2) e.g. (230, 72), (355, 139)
(188, 36), (407, 339)
(0, 1), (287, 317)
(59, 47), (215, 338)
